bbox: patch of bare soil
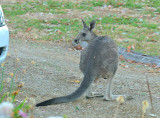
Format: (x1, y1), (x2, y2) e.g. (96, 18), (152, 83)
(4, 38), (160, 118)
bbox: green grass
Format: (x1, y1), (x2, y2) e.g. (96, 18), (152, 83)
(100, 15), (159, 29)
(147, 0), (160, 7)
(2, 0), (160, 16)
(11, 15), (159, 55)
(86, 0), (159, 8)
(156, 8), (160, 13)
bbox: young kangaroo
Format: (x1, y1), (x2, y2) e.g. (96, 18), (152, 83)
(36, 20), (126, 107)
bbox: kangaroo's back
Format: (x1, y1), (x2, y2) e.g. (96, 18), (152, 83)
(80, 36), (118, 79)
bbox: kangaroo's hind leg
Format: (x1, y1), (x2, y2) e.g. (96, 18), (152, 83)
(104, 74), (133, 101)
(104, 74), (124, 100)
(85, 77), (104, 98)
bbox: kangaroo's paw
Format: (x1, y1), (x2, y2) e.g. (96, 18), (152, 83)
(104, 95), (122, 101)
(104, 95), (133, 101)
(85, 92), (104, 99)
(92, 92), (104, 97)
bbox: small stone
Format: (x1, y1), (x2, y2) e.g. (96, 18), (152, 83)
(149, 114), (157, 117)
(126, 95), (133, 100)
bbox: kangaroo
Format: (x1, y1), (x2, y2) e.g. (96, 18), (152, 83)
(36, 20), (127, 107)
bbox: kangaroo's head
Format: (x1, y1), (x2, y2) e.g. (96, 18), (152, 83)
(72, 20), (97, 49)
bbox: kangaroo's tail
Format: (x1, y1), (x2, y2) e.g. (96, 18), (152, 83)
(36, 72), (94, 107)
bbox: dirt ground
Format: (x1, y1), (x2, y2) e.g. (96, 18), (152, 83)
(1, 0), (159, 117)
(3, 38), (159, 118)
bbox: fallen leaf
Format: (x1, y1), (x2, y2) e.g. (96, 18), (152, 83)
(151, 39), (157, 42)
(56, 29), (62, 34)
(116, 2), (123, 6)
(126, 49), (131, 53)
(127, 45), (131, 49)
(131, 60), (136, 63)
(119, 55), (125, 61)
(26, 27), (32, 32)
(45, 8), (49, 11)
(126, 45), (131, 53)
(70, 80), (80, 83)
(120, 64), (128, 68)
(123, 15), (129, 19)
(18, 82), (24, 88)
(152, 64), (156, 67)
(116, 38), (123, 42)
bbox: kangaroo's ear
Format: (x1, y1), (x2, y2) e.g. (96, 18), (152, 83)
(89, 20), (96, 31)
(82, 19), (89, 29)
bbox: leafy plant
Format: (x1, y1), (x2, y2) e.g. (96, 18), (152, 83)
(0, 53), (36, 117)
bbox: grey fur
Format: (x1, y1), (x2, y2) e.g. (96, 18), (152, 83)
(36, 20), (122, 107)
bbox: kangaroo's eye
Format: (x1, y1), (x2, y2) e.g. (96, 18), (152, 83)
(82, 33), (86, 36)
(75, 39), (78, 43)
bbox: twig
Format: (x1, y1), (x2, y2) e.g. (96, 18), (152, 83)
(146, 78), (154, 111)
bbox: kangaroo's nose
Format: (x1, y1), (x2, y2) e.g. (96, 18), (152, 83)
(72, 39), (78, 47)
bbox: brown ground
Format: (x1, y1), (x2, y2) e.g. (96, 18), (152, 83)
(3, 38), (159, 118)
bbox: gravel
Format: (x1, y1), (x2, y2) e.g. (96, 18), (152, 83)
(3, 38), (159, 118)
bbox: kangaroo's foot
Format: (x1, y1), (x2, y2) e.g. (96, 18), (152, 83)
(104, 95), (133, 101)
(85, 92), (104, 99)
